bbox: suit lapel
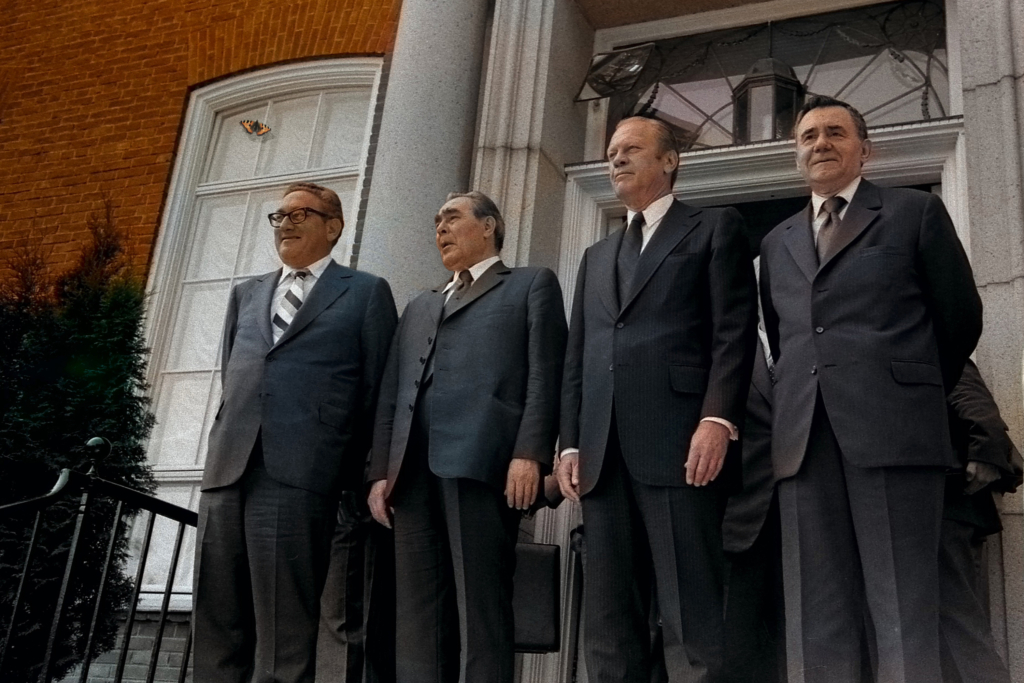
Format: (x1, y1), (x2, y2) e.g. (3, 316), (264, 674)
(592, 230), (623, 319)
(620, 200), (701, 315)
(782, 205), (818, 283)
(253, 270), (279, 349)
(818, 179), (881, 270)
(442, 260), (509, 321)
(275, 260), (351, 347)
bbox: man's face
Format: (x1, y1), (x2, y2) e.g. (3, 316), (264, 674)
(794, 106), (872, 195)
(274, 190), (342, 269)
(434, 197), (495, 273)
(606, 119), (678, 211)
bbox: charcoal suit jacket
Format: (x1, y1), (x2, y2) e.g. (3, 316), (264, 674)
(560, 199), (758, 496)
(722, 340), (775, 554)
(369, 261), (568, 496)
(759, 179), (983, 479)
(202, 260), (397, 496)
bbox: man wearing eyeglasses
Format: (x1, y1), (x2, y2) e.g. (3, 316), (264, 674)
(193, 182), (397, 683)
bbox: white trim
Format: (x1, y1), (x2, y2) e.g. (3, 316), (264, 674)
(594, 0), (892, 52)
(558, 117), (964, 303)
(145, 58), (382, 391)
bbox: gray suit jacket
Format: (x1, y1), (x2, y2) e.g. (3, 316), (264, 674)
(369, 261), (567, 497)
(759, 180), (983, 478)
(203, 260), (397, 496)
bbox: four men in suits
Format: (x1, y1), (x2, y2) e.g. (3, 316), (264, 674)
(367, 191), (567, 682)
(193, 183), (397, 683)
(556, 115), (758, 682)
(193, 99), (1008, 683)
(759, 95), (983, 683)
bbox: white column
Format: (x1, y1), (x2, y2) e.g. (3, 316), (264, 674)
(955, 0), (1024, 678)
(357, 0), (491, 306)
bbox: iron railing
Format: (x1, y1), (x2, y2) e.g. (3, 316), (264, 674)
(0, 466), (196, 683)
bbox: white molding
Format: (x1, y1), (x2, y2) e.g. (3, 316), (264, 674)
(558, 117), (964, 301)
(144, 57), (382, 390)
(594, 0), (888, 52)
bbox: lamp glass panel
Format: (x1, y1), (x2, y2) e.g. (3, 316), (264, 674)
(749, 85), (775, 142)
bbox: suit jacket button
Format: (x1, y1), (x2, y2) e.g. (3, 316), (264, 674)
(616, 322), (624, 329)
(815, 326), (824, 334)
(419, 357), (426, 364)
(609, 364), (614, 371)
(414, 380), (420, 387)
(811, 366), (817, 375)
(408, 404), (414, 412)
(428, 337), (433, 344)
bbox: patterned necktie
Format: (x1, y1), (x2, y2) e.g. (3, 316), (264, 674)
(443, 269), (474, 314)
(617, 212), (644, 301)
(272, 269), (308, 343)
(816, 196), (847, 263)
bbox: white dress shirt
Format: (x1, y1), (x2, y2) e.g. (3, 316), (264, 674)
(271, 254), (334, 320)
(442, 255), (501, 302)
(626, 192), (676, 253)
(810, 175), (861, 245)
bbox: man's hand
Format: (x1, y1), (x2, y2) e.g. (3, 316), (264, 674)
(964, 461), (1001, 496)
(556, 452), (581, 503)
(506, 458), (541, 510)
(367, 480), (392, 529)
(685, 421), (729, 486)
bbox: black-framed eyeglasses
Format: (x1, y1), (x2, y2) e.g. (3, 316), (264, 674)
(268, 207), (333, 228)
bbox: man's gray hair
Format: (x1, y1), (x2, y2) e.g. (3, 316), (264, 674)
(793, 95), (870, 141)
(285, 182), (345, 223)
(445, 191), (506, 251)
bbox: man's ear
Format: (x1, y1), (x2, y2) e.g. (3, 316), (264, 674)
(483, 216), (496, 237)
(665, 149), (679, 175)
(860, 138), (873, 164)
(327, 217), (344, 243)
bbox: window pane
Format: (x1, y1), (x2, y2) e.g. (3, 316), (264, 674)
(205, 104), (268, 183)
(186, 194), (249, 281)
(236, 188), (292, 277)
(255, 94), (322, 177)
(166, 281), (231, 372)
(309, 89), (373, 169)
(149, 372), (212, 466)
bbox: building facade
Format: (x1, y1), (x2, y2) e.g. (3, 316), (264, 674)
(2, 0), (1022, 681)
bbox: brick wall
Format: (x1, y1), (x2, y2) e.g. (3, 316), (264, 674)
(0, 0), (400, 279)
(60, 612), (192, 683)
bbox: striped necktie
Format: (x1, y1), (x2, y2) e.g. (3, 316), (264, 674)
(272, 269), (308, 343)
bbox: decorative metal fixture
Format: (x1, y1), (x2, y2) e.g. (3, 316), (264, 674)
(576, 43), (656, 101)
(732, 52), (806, 143)
(601, 0), (947, 152)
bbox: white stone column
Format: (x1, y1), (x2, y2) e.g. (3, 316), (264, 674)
(955, 0), (1024, 678)
(357, 0), (491, 306)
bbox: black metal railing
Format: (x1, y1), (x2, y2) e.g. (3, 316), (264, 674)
(0, 466), (196, 683)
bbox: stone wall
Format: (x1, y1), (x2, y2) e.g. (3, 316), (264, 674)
(61, 612), (192, 683)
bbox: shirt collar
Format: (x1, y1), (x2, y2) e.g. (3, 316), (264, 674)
(281, 253), (333, 282)
(444, 255), (502, 292)
(626, 193), (675, 228)
(811, 175), (862, 217)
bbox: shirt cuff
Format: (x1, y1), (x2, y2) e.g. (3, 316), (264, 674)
(559, 447), (580, 459)
(701, 417), (739, 441)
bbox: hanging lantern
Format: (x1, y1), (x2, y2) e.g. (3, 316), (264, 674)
(732, 57), (805, 144)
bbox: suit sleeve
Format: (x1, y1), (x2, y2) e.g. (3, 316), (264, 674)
(559, 251), (588, 452)
(219, 283), (243, 387)
(352, 277), (398, 480)
(947, 360), (1022, 490)
(702, 207), (758, 427)
(368, 308), (404, 483)
(512, 268), (569, 469)
(917, 193), (982, 390)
